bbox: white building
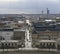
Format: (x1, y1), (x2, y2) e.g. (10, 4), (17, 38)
(0, 40), (20, 48)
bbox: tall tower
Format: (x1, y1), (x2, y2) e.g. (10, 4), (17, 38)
(42, 10), (44, 18)
(47, 8), (50, 18)
(25, 19), (32, 48)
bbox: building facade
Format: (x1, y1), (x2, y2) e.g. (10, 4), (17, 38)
(0, 29), (14, 40)
(32, 22), (60, 49)
(0, 40), (22, 49)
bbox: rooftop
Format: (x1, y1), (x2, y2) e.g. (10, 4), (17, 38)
(38, 40), (56, 43)
(1, 40), (19, 42)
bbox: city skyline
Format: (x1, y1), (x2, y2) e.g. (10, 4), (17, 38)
(0, 0), (60, 14)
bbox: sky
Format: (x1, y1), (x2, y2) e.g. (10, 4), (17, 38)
(0, 0), (60, 14)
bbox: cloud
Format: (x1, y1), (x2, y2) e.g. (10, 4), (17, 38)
(46, 0), (59, 2)
(0, 0), (18, 2)
(0, 0), (60, 14)
(0, 8), (33, 14)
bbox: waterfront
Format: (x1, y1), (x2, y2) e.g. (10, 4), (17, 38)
(0, 51), (60, 54)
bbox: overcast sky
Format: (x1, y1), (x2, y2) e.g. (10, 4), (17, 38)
(0, 0), (60, 14)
